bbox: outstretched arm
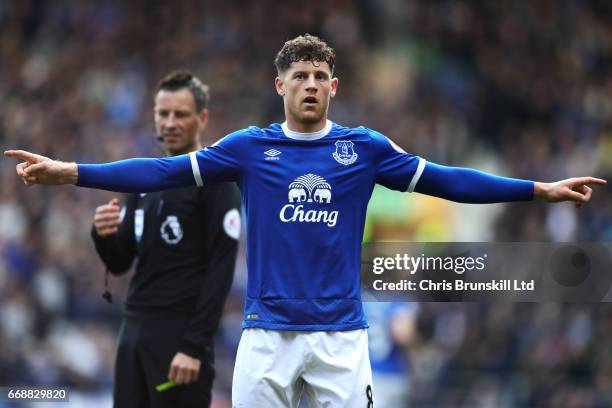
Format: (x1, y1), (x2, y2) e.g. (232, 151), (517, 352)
(415, 162), (606, 206)
(4, 150), (196, 192)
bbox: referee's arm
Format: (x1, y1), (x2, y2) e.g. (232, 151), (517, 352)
(179, 183), (241, 359)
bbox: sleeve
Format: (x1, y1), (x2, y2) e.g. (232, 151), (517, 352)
(178, 183), (241, 359)
(413, 162), (534, 203)
(189, 129), (248, 186)
(372, 130), (425, 192)
(78, 155), (196, 193)
(91, 195), (138, 275)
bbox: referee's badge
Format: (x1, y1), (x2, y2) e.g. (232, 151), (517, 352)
(332, 140), (357, 165)
(223, 209), (241, 240)
(160, 215), (183, 245)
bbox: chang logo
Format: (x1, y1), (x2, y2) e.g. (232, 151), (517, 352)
(280, 174), (338, 227)
(288, 174), (332, 203)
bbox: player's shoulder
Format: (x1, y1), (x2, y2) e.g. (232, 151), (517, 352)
(330, 123), (391, 146)
(217, 123), (285, 142)
(329, 123), (371, 139)
(355, 126), (407, 154)
(258, 123), (286, 139)
(213, 126), (257, 144)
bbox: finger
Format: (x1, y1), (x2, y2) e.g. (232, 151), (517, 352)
(571, 177), (607, 187)
(185, 367), (197, 384)
(583, 186), (593, 202)
(95, 207), (120, 216)
(174, 367), (186, 385)
(109, 197), (120, 206)
(95, 206), (120, 218)
(98, 224), (119, 233)
(188, 367), (199, 384)
(95, 220), (121, 230)
(16, 162), (33, 177)
(97, 226), (118, 236)
(565, 189), (587, 203)
(94, 219), (121, 229)
(168, 364), (177, 382)
(4, 150), (41, 162)
(23, 162), (47, 176)
(574, 184), (588, 194)
(94, 212), (120, 223)
(96, 205), (121, 214)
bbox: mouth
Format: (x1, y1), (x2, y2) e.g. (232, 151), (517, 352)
(302, 96), (318, 107)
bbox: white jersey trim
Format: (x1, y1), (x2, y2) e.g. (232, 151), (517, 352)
(281, 120), (332, 140)
(408, 158), (426, 193)
(189, 151), (204, 186)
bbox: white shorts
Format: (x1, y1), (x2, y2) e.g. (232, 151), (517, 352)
(232, 328), (373, 408)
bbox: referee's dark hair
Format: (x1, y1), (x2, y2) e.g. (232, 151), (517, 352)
(157, 70), (210, 113)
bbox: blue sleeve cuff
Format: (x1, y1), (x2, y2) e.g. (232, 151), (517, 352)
(77, 155), (195, 193)
(414, 162), (534, 203)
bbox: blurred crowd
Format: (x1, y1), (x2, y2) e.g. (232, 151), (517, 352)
(0, 0), (611, 406)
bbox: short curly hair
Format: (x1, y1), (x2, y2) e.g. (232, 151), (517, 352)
(274, 34), (335, 74)
(156, 70), (210, 113)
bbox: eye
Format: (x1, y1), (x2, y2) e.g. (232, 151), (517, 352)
(295, 73), (306, 80)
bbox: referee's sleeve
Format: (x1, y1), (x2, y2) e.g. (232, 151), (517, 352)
(179, 182), (241, 358)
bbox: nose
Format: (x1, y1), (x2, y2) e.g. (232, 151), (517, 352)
(164, 114), (177, 130)
(305, 74), (317, 92)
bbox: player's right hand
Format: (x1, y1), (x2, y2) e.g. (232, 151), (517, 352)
(4, 149), (78, 185)
(94, 198), (121, 237)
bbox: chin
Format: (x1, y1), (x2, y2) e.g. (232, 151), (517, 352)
(164, 144), (189, 156)
(298, 111), (324, 124)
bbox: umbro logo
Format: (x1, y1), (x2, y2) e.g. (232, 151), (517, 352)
(264, 149), (281, 161)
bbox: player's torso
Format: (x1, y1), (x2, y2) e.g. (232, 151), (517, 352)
(241, 125), (378, 233)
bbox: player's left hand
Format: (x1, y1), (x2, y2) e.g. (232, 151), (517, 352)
(168, 352), (201, 385)
(534, 177), (607, 208)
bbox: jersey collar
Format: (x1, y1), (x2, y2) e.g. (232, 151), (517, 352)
(281, 120), (333, 141)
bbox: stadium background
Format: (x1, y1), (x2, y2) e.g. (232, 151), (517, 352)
(0, 0), (611, 406)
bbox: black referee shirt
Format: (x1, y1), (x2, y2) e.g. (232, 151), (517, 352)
(91, 183), (241, 359)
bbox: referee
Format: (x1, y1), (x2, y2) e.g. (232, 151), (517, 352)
(91, 71), (241, 407)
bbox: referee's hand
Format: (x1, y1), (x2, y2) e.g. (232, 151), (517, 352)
(168, 352), (201, 385)
(94, 198), (121, 237)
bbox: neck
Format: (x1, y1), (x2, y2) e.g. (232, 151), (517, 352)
(166, 143), (202, 157)
(285, 115), (328, 133)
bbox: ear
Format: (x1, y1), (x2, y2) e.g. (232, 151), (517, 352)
(275, 76), (285, 96)
(198, 109), (209, 130)
(330, 77), (339, 98)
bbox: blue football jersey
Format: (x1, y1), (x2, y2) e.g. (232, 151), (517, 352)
(189, 120), (424, 330)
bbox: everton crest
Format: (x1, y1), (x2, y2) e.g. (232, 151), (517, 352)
(332, 140), (358, 165)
